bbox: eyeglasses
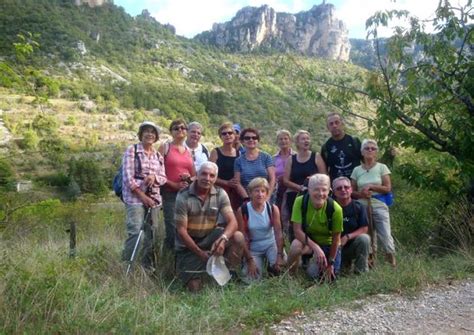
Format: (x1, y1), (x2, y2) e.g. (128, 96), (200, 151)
(191, 149), (195, 162)
(335, 185), (351, 191)
(221, 131), (234, 136)
(364, 147), (377, 152)
(172, 126), (187, 131)
(243, 136), (258, 141)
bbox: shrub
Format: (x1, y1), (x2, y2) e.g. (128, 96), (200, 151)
(20, 128), (40, 150)
(0, 159), (15, 190)
(32, 113), (59, 136)
(68, 157), (108, 196)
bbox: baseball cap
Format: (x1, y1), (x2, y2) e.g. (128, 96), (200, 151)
(233, 123), (241, 133)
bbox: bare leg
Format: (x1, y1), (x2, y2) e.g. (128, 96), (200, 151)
(287, 239), (304, 274)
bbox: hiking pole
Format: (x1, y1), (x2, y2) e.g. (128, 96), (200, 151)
(367, 197), (376, 268)
(126, 207), (152, 276)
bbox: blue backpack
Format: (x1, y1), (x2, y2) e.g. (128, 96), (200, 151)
(113, 144), (142, 200)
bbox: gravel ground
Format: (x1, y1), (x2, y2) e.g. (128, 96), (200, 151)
(268, 280), (474, 334)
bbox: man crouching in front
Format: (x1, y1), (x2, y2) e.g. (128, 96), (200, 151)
(175, 161), (244, 292)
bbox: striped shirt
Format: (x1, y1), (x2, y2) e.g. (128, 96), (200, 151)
(234, 151), (274, 189)
(174, 183), (232, 248)
(122, 143), (167, 205)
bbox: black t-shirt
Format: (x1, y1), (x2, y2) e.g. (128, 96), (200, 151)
(341, 201), (368, 241)
(321, 134), (362, 181)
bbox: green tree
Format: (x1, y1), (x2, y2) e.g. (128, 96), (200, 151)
(68, 157), (108, 196)
(309, 1), (473, 193)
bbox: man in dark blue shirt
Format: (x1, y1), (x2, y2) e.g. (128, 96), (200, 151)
(333, 176), (370, 273)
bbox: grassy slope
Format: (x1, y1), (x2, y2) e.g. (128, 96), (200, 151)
(1, 178), (472, 334)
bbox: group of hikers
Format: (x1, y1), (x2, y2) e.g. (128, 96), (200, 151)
(120, 112), (396, 292)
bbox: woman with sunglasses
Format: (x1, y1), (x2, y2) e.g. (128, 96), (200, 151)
(209, 122), (242, 210)
(234, 127), (275, 203)
(283, 130), (326, 241)
(159, 119), (196, 250)
(350, 139), (396, 267)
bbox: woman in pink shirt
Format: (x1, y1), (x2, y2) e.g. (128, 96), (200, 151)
(159, 119), (196, 250)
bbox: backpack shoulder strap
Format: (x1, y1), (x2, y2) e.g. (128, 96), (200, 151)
(325, 197), (335, 232)
(265, 201), (274, 226)
(201, 144), (209, 159)
(321, 141), (328, 162)
(240, 201), (250, 245)
(301, 193), (310, 232)
(163, 140), (171, 159)
(134, 144), (142, 176)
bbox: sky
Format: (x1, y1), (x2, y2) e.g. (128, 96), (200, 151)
(113, 0), (442, 39)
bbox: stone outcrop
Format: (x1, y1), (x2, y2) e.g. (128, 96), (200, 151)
(195, 3), (350, 61)
(74, 0), (110, 8)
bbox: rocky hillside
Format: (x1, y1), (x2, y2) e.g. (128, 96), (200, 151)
(195, 3), (350, 61)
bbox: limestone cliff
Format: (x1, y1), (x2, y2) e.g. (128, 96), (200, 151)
(195, 3), (350, 61)
(74, 0), (111, 7)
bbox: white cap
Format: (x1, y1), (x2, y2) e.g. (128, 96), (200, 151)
(138, 121), (161, 142)
(206, 255), (231, 286)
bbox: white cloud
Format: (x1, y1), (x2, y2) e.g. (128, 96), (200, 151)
(147, 0), (460, 39)
(149, 0), (314, 38)
(335, 0), (439, 38)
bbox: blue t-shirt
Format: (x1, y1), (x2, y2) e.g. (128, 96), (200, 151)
(234, 151), (274, 189)
(247, 202), (275, 253)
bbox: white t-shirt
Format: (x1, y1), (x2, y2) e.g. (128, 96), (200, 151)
(185, 143), (209, 172)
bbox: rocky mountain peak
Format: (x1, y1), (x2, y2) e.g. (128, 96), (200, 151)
(74, 0), (111, 7)
(196, 2), (350, 61)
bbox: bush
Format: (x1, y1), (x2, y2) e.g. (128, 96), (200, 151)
(20, 128), (40, 150)
(68, 157), (108, 196)
(35, 172), (70, 187)
(0, 159), (15, 190)
(32, 113), (59, 136)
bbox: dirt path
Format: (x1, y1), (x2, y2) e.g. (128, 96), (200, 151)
(268, 280), (474, 334)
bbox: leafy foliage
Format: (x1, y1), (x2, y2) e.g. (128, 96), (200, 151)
(68, 157), (108, 196)
(307, 1), (474, 194)
(0, 159), (15, 190)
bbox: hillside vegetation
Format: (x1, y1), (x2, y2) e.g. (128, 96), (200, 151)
(0, 1), (472, 333)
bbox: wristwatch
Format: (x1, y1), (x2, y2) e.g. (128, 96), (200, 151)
(328, 258), (335, 266)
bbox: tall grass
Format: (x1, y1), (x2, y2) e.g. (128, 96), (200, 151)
(1, 188), (473, 333)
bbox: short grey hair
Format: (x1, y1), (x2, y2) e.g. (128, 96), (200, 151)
(198, 161), (218, 175)
(308, 173), (330, 190)
(188, 121), (203, 132)
(361, 139), (378, 153)
(332, 176), (351, 189)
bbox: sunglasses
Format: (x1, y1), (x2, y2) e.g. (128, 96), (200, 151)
(335, 185), (351, 191)
(172, 125), (187, 131)
(221, 131), (234, 136)
(364, 147), (377, 151)
(243, 136), (258, 141)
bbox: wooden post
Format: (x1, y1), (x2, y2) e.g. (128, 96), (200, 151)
(69, 220), (76, 258)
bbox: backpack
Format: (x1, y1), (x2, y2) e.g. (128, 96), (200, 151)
(300, 193), (335, 244)
(240, 201), (274, 247)
(113, 144), (142, 200)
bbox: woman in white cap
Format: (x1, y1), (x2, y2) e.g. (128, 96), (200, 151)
(121, 121), (167, 269)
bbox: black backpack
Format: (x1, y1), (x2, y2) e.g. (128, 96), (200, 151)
(112, 144), (142, 200)
(300, 193), (335, 244)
